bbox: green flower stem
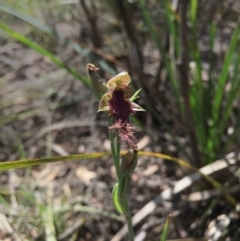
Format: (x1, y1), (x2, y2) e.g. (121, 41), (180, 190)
(117, 174), (134, 240)
(115, 134), (121, 163)
(108, 117), (135, 240)
(108, 118), (120, 177)
(124, 197), (135, 241)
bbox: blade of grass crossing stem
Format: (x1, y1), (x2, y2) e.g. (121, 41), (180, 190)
(160, 215), (171, 241)
(0, 2), (116, 75)
(0, 22), (88, 86)
(137, 0), (184, 117)
(166, 2), (180, 22)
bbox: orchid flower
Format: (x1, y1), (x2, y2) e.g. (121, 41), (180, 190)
(98, 72), (145, 148)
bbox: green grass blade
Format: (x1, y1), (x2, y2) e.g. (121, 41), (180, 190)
(218, 53), (240, 137)
(211, 21), (240, 123)
(206, 21), (240, 161)
(204, 23), (217, 124)
(0, 2), (116, 75)
(164, 1), (180, 59)
(190, 0), (198, 25)
(160, 215), (171, 241)
(204, 24), (217, 129)
(0, 22), (88, 86)
(188, 1), (207, 153)
(0, 153), (110, 171)
(208, 23), (217, 84)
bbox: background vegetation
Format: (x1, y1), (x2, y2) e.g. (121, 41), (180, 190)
(0, 0), (240, 240)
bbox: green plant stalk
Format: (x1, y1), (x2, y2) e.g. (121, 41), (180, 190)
(116, 174), (134, 240)
(109, 119), (135, 240)
(108, 118), (120, 177)
(124, 197), (135, 241)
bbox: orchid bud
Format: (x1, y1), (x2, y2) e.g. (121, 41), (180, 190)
(87, 63), (108, 99)
(120, 148), (138, 175)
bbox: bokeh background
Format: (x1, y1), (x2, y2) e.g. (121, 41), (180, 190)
(0, 0), (240, 240)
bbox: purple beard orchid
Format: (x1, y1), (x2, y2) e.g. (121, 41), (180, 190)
(98, 72), (144, 148)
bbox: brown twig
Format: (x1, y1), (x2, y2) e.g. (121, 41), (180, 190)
(177, 0), (202, 167)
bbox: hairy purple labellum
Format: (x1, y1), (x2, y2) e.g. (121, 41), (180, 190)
(95, 70), (144, 148)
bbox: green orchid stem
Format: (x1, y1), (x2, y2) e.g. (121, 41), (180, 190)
(109, 117), (135, 240)
(117, 172), (134, 240)
(124, 197), (135, 241)
(108, 118), (120, 177)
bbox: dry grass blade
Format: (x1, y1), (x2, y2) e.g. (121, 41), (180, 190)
(0, 153), (111, 170)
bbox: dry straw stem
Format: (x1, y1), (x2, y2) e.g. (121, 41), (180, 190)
(111, 151), (240, 241)
(1, 151), (236, 206)
(0, 153), (110, 170)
